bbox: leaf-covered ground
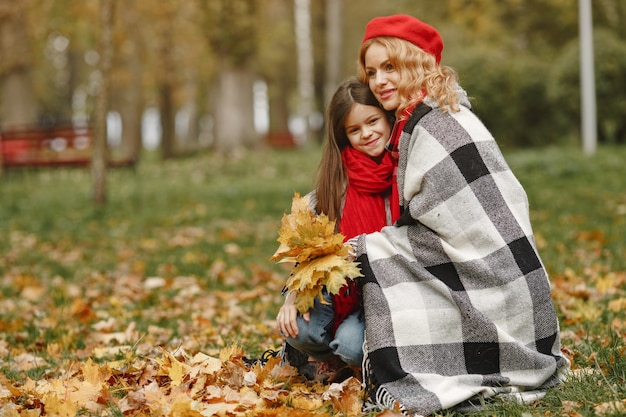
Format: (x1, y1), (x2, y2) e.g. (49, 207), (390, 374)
(1, 146), (625, 416)
(0, 254), (365, 416)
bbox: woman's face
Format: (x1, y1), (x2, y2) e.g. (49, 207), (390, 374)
(364, 43), (401, 111)
(344, 103), (390, 159)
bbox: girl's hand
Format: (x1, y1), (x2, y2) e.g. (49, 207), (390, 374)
(276, 291), (310, 338)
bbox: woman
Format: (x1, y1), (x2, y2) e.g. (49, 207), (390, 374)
(351, 14), (569, 415)
(276, 78), (399, 381)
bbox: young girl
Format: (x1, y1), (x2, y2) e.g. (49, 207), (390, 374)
(275, 78), (399, 381)
(351, 14), (570, 415)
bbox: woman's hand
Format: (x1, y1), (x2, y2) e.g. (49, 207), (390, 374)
(345, 239), (358, 261)
(276, 291), (310, 338)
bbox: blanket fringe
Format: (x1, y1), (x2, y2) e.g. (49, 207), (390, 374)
(362, 339), (411, 416)
(362, 385), (410, 415)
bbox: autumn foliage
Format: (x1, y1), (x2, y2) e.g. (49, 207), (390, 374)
(270, 193), (363, 314)
(0, 343), (363, 416)
(0, 271), (364, 416)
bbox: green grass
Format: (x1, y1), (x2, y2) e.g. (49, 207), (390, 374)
(0, 147), (320, 282)
(507, 145), (626, 275)
(1, 143), (625, 416)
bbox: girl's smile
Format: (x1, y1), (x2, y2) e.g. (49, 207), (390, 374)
(344, 103), (390, 159)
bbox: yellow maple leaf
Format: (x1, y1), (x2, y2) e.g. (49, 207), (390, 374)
(290, 391), (325, 411)
(608, 297), (626, 313)
(295, 287), (325, 313)
(219, 344), (246, 362)
(43, 393), (77, 417)
(290, 255), (361, 292)
(272, 193), (363, 314)
(271, 193), (344, 263)
(81, 358), (102, 386)
(189, 352), (222, 375)
(170, 399), (204, 417)
(67, 380), (103, 412)
(155, 350), (188, 387)
(323, 376), (363, 416)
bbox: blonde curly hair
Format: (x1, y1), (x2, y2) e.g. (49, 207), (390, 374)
(358, 37), (460, 118)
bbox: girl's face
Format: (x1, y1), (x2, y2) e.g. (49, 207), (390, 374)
(344, 103), (390, 159)
(364, 43), (401, 111)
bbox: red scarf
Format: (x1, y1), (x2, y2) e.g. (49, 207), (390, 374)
(340, 146), (400, 238)
(386, 102), (419, 161)
(331, 146), (401, 335)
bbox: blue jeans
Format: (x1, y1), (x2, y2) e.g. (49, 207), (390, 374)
(284, 291), (364, 367)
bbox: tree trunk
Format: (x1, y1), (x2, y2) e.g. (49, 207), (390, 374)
(119, 88), (142, 162)
(293, 0), (314, 145)
(0, 2), (37, 129)
(119, 79), (142, 162)
(213, 66), (257, 155)
(159, 22), (176, 159)
(260, 0), (294, 147)
(180, 71), (200, 150)
(118, 0), (143, 162)
(324, 0), (342, 104)
(178, 99), (199, 151)
(199, 0), (259, 154)
(160, 82), (175, 159)
(267, 78), (293, 147)
(92, 0), (114, 206)
(0, 72), (38, 130)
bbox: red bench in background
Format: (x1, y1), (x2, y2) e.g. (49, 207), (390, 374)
(0, 124), (135, 168)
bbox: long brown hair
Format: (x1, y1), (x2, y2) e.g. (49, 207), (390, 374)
(358, 37), (460, 117)
(314, 77), (390, 223)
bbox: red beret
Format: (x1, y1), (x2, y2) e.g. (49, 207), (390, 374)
(362, 14), (444, 64)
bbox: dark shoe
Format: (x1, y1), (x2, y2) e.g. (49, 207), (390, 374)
(242, 347), (280, 367)
(280, 342), (316, 380)
(312, 356), (356, 384)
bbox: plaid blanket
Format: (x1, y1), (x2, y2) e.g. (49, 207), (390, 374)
(353, 98), (569, 416)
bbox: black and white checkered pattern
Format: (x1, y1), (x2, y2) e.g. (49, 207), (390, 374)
(354, 99), (569, 416)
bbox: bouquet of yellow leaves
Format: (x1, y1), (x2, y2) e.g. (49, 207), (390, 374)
(271, 192), (363, 314)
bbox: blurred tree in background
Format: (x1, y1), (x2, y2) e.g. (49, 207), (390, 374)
(441, 0), (626, 147)
(0, 0), (624, 160)
(0, 1), (38, 128)
(199, 0), (259, 155)
(549, 28), (626, 144)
